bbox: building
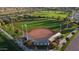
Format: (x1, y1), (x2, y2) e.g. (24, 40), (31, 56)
(48, 32), (62, 42)
(32, 39), (49, 50)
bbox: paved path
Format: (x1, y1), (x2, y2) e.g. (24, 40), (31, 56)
(0, 28), (14, 40)
(65, 32), (79, 51)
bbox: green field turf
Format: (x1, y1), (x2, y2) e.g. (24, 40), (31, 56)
(2, 19), (77, 37)
(1, 19), (63, 37)
(15, 20), (62, 31)
(32, 11), (69, 19)
(1, 10), (71, 38)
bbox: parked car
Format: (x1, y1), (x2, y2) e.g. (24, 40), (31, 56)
(77, 27), (79, 30)
(71, 30), (77, 35)
(66, 33), (73, 41)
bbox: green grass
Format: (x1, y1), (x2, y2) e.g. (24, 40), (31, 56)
(0, 10), (74, 51)
(0, 33), (22, 51)
(1, 10), (70, 37)
(2, 19), (77, 38)
(32, 11), (69, 19)
(2, 20), (63, 37)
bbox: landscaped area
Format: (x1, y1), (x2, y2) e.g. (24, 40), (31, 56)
(31, 11), (69, 18)
(1, 10), (71, 38)
(0, 7), (79, 51)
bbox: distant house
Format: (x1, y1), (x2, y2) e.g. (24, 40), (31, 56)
(74, 12), (79, 21)
(1, 16), (11, 23)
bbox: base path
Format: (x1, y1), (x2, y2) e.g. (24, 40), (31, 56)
(65, 32), (79, 51)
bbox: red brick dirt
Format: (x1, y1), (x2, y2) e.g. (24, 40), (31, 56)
(28, 28), (55, 39)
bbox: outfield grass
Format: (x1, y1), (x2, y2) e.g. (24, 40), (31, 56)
(16, 20), (62, 31)
(1, 19), (63, 37)
(1, 10), (70, 37)
(2, 19), (77, 38)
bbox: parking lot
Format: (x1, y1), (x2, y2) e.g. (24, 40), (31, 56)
(65, 32), (79, 51)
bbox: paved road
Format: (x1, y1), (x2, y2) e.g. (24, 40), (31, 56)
(65, 32), (79, 51)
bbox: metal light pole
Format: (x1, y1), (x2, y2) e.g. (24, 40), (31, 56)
(11, 17), (14, 34)
(22, 24), (29, 40)
(25, 24), (29, 40)
(67, 23), (69, 28)
(60, 24), (62, 32)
